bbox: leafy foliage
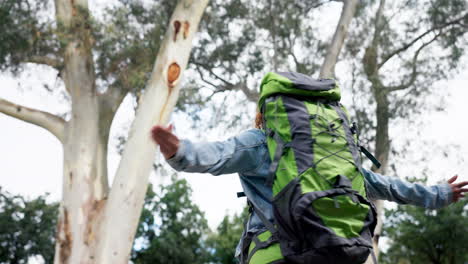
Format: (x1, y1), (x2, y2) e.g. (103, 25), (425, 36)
(0, 0), (58, 73)
(93, 0), (176, 94)
(343, 0), (468, 166)
(0, 188), (58, 264)
(0, 180), (247, 264)
(131, 176), (210, 264)
(380, 198), (468, 264)
(206, 208), (249, 264)
(181, 0), (346, 131)
(0, 0), (354, 131)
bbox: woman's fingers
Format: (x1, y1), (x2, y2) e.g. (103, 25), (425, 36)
(150, 124), (180, 159)
(447, 175), (458, 184)
(446, 175), (468, 202)
(151, 125), (175, 143)
(456, 181), (468, 188)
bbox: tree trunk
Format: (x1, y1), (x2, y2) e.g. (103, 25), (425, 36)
(52, 0), (112, 262)
(1, 0), (208, 262)
(94, 1), (209, 263)
(364, 86), (390, 264)
(361, 1), (387, 262)
(319, 0), (359, 78)
(55, 113), (110, 264)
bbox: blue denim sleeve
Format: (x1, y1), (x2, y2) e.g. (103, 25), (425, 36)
(363, 168), (453, 209)
(166, 129), (266, 175)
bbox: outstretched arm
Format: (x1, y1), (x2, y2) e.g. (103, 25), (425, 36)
(151, 125), (265, 175)
(447, 175), (468, 202)
(363, 168), (468, 209)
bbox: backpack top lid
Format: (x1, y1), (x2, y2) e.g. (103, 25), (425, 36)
(257, 72), (341, 109)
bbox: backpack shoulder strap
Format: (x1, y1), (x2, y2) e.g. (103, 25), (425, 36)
(247, 198), (279, 240)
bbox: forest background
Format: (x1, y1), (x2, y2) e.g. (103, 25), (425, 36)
(1, 0), (467, 263)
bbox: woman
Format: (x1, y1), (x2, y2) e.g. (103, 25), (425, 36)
(150, 121), (467, 264)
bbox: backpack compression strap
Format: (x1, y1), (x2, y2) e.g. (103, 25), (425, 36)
(360, 145), (381, 169)
(330, 103), (363, 174)
(266, 129), (291, 187)
(350, 121), (382, 169)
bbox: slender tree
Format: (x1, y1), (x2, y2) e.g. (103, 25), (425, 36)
(0, 0), (209, 262)
(320, 0), (359, 78)
(0, 0), (366, 262)
(343, 0), (468, 260)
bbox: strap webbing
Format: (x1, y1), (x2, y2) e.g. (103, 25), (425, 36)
(370, 249), (378, 264)
(250, 201), (278, 239)
(247, 196), (278, 241)
(266, 130), (287, 187)
(237, 191), (246, 198)
(330, 103), (363, 174)
(360, 145), (381, 169)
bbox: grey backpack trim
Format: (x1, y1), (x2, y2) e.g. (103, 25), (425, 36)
(278, 72), (336, 91)
(272, 178), (377, 264)
(281, 96), (315, 175)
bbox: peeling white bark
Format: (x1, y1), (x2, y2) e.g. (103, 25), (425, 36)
(0, 98), (65, 142)
(94, 1), (209, 263)
(319, 0), (359, 78)
(5, 0), (207, 262)
(52, 0), (112, 262)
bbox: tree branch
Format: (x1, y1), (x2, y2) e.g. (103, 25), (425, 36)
(386, 31), (443, 92)
(235, 81), (259, 102)
(0, 98), (66, 142)
(25, 55), (62, 70)
(286, 33), (306, 73)
(193, 61), (231, 86)
(319, 0), (359, 78)
(378, 13), (468, 69)
(299, 0), (339, 14)
(194, 61), (259, 102)
(195, 66), (220, 91)
(370, 0), (387, 54)
(98, 86), (128, 121)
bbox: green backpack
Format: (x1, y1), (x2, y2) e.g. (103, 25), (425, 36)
(245, 72), (379, 264)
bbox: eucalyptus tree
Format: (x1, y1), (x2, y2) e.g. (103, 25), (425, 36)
(342, 0), (468, 259)
(187, 0), (359, 130)
(0, 0), (362, 262)
(0, 0), (209, 263)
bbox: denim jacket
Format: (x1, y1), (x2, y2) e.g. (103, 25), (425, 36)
(166, 128), (452, 255)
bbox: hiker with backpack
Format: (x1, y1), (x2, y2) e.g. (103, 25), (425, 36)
(151, 72), (468, 264)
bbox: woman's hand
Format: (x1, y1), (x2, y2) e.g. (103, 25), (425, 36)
(151, 124), (180, 159)
(447, 175), (468, 202)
